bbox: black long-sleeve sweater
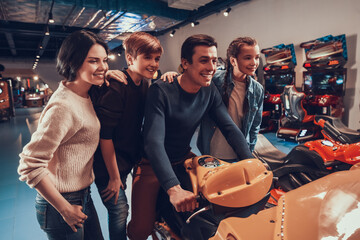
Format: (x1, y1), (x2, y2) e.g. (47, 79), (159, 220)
(143, 78), (253, 191)
(91, 70), (148, 185)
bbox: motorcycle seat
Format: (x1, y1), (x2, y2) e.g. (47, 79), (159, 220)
(315, 115), (360, 143)
(254, 134), (287, 169)
(281, 85), (309, 123)
(254, 134), (328, 174)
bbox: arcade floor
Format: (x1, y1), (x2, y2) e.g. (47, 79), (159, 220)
(0, 107), (298, 240)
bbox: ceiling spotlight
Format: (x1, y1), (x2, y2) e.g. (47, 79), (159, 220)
(170, 30), (176, 37)
(148, 21), (156, 30)
(36, 55), (40, 58)
(45, 26), (50, 35)
(108, 54), (115, 60)
(224, 8), (231, 17)
(117, 53), (121, 57)
(48, 0), (55, 23)
(191, 21), (199, 27)
(48, 12), (54, 24)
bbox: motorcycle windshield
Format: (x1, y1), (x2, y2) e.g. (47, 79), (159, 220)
(318, 182), (360, 240)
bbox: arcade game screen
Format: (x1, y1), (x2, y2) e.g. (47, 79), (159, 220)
(265, 72), (295, 94)
(303, 69), (346, 96)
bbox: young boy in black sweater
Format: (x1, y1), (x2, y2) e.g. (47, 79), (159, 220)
(92, 32), (162, 240)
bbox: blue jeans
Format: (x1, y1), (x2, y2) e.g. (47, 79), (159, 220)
(35, 187), (104, 240)
(96, 177), (129, 240)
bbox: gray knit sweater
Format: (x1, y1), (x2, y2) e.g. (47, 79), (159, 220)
(18, 82), (100, 193)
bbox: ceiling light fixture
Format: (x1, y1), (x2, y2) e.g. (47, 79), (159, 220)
(45, 25), (50, 36)
(48, 12), (54, 24)
(191, 21), (199, 27)
(224, 8), (231, 17)
(149, 21), (156, 30)
(48, 0), (55, 24)
(170, 30), (176, 37)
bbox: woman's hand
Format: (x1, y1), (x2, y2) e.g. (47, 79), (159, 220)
(60, 204), (88, 232)
(105, 70), (128, 85)
(34, 175), (88, 233)
(160, 71), (179, 83)
(101, 178), (124, 204)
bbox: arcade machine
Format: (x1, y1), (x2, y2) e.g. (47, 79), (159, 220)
(301, 34), (347, 118)
(0, 65), (15, 121)
(11, 78), (25, 108)
(260, 44), (297, 132)
(276, 84), (318, 142)
(276, 34), (347, 142)
(302, 68), (345, 117)
(23, 76), (52, 108)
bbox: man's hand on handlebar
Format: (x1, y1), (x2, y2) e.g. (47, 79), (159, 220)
(167, 185), (199, 212)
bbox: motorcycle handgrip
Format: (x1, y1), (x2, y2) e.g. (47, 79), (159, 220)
(186, 205), (211, 224)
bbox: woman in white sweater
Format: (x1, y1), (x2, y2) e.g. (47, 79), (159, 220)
(18, 30), (108, 240)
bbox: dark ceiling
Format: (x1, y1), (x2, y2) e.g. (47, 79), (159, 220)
(0, 0), (248, 66)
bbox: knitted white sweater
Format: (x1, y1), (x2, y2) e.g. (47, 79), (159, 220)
(18, 82), (100, 193)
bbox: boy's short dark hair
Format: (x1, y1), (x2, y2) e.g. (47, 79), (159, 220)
(123, 32), (163, 61)
(56, 30), (108, 82)
(181, 34), (217, 64)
